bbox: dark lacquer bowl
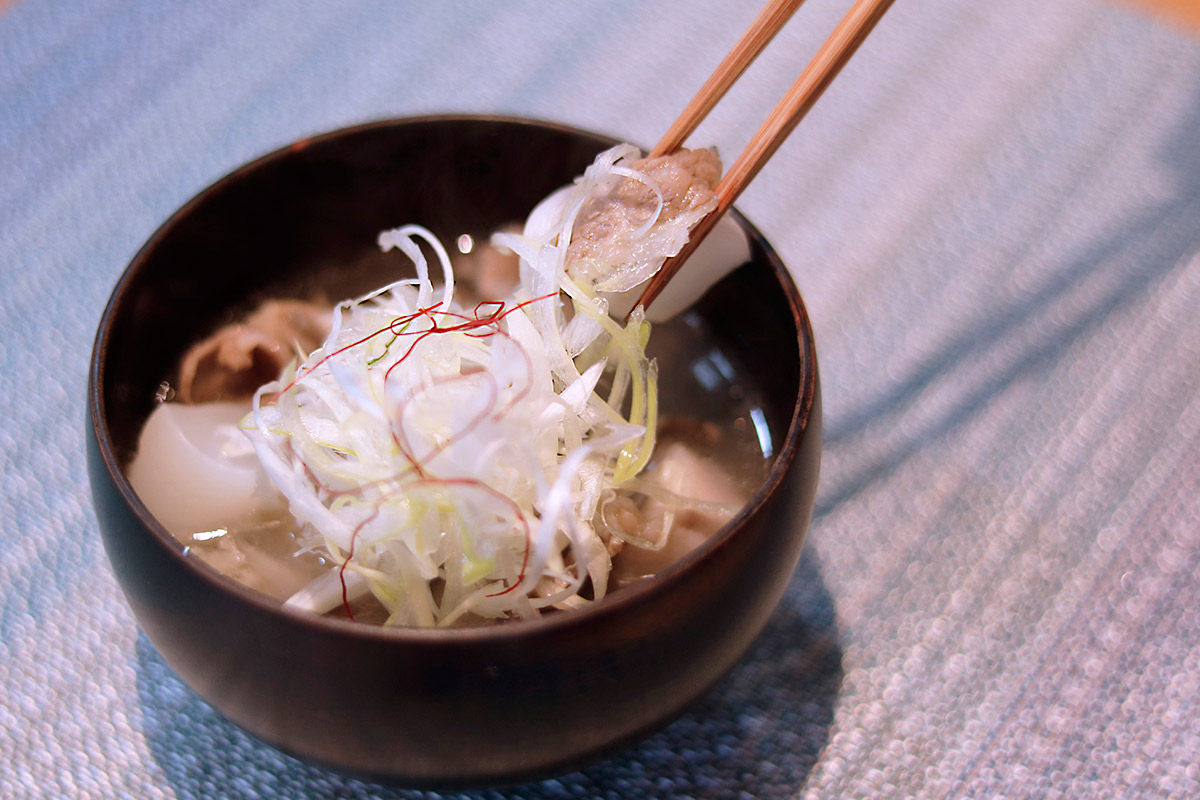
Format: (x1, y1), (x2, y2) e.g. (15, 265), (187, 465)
(87, 115), (820, 787)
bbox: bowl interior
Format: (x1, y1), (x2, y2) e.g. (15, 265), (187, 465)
(97, 115), (810, 581)
(88, 115), (819, 784)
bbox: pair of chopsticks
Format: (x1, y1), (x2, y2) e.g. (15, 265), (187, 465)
(632, 0), (897, 314)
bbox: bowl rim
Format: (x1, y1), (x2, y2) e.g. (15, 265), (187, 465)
(88, 112), (819, 644)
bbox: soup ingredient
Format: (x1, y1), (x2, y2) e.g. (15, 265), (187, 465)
(240, 144), (733, 627)
(607, 437), (747, 586)
(519, 146), (750, 322)
(128, 401), (286, 535)
(178, 300), (331, 403)
(563, 145), (721, 294)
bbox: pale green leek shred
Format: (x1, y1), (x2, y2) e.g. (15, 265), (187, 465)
(460, 525), (496, 584)
(557, 277), (653, 449)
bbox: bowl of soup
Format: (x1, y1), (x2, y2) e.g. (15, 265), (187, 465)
(87, 115), (821, 786)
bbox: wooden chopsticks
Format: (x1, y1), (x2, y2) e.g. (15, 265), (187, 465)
(633, 0), (898, 315)
(649, 0), (809, 159)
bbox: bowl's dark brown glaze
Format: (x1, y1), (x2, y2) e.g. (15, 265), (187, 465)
(87, 115), (821, 787)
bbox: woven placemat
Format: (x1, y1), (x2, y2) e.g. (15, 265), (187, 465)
(2, 1), (1198, 797)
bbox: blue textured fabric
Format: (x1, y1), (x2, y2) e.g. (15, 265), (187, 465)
(3, 0), (1199, 797)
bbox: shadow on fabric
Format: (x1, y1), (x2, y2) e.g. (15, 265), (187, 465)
(135, 546), (842, 800)
(816, 76), (1200, 518)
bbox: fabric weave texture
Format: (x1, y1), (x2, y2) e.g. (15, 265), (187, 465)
(2, 0), (1199, 797)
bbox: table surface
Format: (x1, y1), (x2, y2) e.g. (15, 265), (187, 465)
(3, 1), (1199, 798)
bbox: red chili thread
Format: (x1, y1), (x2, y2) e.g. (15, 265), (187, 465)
(271, 293), (554, 401)
(380, 293), (555, 384)
(273, 302), (445, 398)
(428, 477), (531, 598)
(339, 505), (380, 621)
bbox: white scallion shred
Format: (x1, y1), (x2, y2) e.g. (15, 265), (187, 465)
(243, 145), (707, 626)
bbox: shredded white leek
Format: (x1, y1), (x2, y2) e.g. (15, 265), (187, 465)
(243, 145), (710, 626)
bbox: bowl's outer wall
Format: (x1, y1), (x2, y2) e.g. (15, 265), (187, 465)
(88, 117), (821, 786)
